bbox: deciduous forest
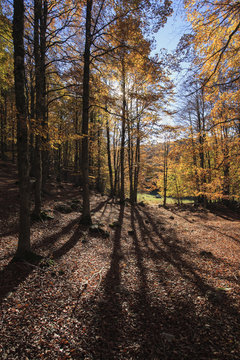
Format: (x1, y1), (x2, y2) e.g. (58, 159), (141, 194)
(0, 0), (240, 359)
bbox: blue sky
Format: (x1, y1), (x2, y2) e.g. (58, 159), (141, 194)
(152, 5), (191, 126)
(155, 10), (188, 52)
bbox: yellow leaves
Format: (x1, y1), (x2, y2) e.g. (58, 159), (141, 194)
(185, 0), (240, 90)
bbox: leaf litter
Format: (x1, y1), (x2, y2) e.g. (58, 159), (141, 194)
(0, 174), (240, 359)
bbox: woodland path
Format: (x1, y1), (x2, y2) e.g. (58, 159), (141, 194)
(0, 161), (240, 359)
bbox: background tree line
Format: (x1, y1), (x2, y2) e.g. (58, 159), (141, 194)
(144, 0), (240, 207)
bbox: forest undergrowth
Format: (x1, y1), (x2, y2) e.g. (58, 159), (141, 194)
(1, 161), (240, 360)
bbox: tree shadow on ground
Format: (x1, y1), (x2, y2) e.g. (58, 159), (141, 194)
(74, 203), (240, 360)
(0, 258), (41, 306)
(91, 198), (111, 215)
(52, 223), (83, 259)
(33, 217), (80, 251)
(0, 215), (82, 306)
(207, 204), (240, 221)
(73, 203), (125, 359)
(201, 223), (240, 244)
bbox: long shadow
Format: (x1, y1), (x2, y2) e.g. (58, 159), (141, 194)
(0, 216), (82, 304)
(0, 225), (19, 238)
(138, 205), (240, 314)
(94, 199), (110, 221)
(90, 198), (110, 214)
(201, 223), (240, 244)
(52, 223), (83, 259)
(132, 206), (240, 358)
(0, 259), (40, 305)
(75, 203), (125, 359)
(33, 217), (80, 250)
(208, 204), (240, 221)
(137, 206), (224, 296)
(69, 204), (240, 359)
(31, 199), (110, 252)
(169, 207), (240, 244)
(128, 205), (167, 359)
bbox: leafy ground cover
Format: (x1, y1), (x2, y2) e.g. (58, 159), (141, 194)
(1, 161), (240, 359)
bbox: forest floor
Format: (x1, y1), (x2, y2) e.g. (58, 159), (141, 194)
(1, 160), (240, 360)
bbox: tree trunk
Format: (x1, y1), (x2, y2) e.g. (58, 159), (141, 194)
(33, 0), (42, 218)
(196, 95), (206, 206)
(133, 111), (140, 203)
(113, 123), (119, 196)
(74, 101), (79, 172)
(81, 0), (93, 225)
(189, 114), (199, 204)
(163, 142), (169, 207)
(120, 53), (126, 203)
(222, 126), (230, 204)
(0, 99), (5, 160)
(13, 0), (31, 257)
(11, 101), (15, 163)
(0, 92), (7, 160)
(127, 110), (134, 203)
(29, 70), (35, 176)
(106, 116), (114, 196)
(41, 0), (48, 190)
(96, 123), (102, 192)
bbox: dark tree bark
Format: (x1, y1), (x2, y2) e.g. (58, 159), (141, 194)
(196, 93), (207, 206)
(33, 0), (42, 218)
(222, 126), (230, 203)
(113, 123), (120, 195)
(133, 109), (140, 203)
(127, 106), (134, 203)
(74, 99), (80, 172)
(163, 141), (169, 208)
(81, 0), (93, 225)
(11, 101), (15, 163)
(33, 0), (48, 217)
(120, 52), (126, 203)
(29, 69), (35, 176)
(96, 121), (102, 192)
(189, 113), (200, 205)
(0, 92), (7, 160)
(40, 0), (48, 190)
(106, 116), (114, 196)
(13, 0), (31, 257)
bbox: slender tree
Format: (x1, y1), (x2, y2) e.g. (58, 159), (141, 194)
(13, 0), (31, 258)
(81, 0), (93, 224)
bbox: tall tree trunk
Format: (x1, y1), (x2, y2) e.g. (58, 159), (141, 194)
(133, 110), (140, 203)
(13, 0), (31, 257)
(57, 144), (61, 182)
(0, 92), (7, 160)
(33, 0), (47, 215)
(222, 126), (230, 204)
(163, 141), (169, 207)
(74, 100), (79, 172)
(96, 125), (101, 192)
(0, 99), (5, 160)
(196, 94), (206, 206)
(113, 123), (119, 195)
(29, 70), (35, 176)
(120, 53), (126, 203)
(41, 0), (48, 190)
(11, 101), (15, 163)
(189, 114), (200, 204)
(127, 111), (134, 203)
(33, 0), (42, 218)
(106, 116), (114, 196)
(81, 0), (93, 225)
